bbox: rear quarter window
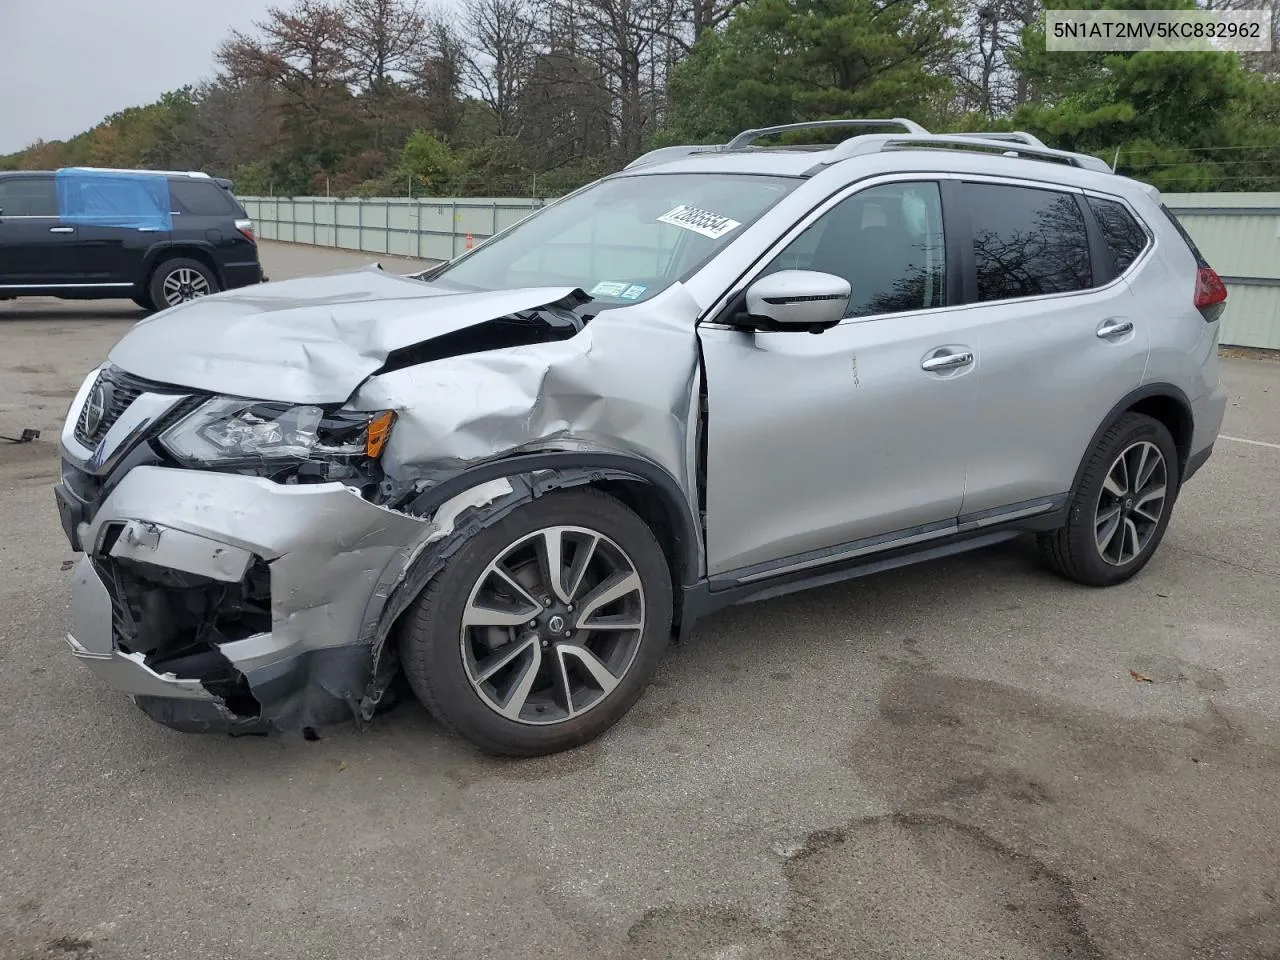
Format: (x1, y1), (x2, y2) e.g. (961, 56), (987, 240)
(169, 180), (236, 217)
(1086, 196), (1150, 273)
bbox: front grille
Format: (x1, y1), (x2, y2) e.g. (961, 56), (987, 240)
(74, 366), (163, 448)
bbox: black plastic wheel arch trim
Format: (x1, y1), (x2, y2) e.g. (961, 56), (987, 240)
(401, 451), (702, 588)
(1068, 383), (1195, 494)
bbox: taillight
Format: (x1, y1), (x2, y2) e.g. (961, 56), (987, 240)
(235, 218), (256, 244)
(1194, 266), (1227, 322)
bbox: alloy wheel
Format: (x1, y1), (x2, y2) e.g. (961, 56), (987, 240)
(459, 525), (647, 725)
(1094, 440), (1168, 566)
(162, 267), (212, 306)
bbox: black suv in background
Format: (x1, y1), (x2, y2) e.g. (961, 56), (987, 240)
(0, 168), (264, 311)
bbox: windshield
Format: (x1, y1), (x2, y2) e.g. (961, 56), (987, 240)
(429, 173), (799, 305)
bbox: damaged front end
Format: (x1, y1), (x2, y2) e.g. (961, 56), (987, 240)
(56, 267), (703, 735)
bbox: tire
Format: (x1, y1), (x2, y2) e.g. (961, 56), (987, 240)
(132, 292), (156, 311)
(398, 489), (674, 757)
(148, 257), (218, 310)
(1038, 412), (1180, 586)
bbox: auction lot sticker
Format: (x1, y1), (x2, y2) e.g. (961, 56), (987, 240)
(657, 205), (742, 239)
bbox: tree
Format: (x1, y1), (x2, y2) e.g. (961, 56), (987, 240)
(341, 0), (427, 91)
(517, 49), (613, 171)
(216, 0), (356, 130)
(946, 0), (1038, 118)
(399, 129), (457, 193)
(553, 0), (684, 158)
(459, 0), (540, 137)
(1012, 0), (1280, 190)
(665, 0), (958, 143)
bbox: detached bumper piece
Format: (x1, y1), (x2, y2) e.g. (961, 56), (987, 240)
(68, 540), (274, 733)
(59, 464), (430, 735)
(67, 526), (367, 735)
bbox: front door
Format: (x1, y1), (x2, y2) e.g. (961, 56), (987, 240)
(699, 179), (977, 576)
(0, 176), (80, 286)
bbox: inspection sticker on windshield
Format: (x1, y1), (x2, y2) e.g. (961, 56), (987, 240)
(589, 281), (631, 297)
(656, 204), (741, 240)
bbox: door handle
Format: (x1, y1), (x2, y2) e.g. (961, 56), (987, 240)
(138, 227), (162, 233)
(921, 350), (974, 372)
(49, 226), (75, 234)
(1096, 318), (1133, 339)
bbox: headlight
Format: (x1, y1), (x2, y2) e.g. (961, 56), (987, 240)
(160, 398), (395, 471)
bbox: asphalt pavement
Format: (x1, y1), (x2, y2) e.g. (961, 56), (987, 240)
(1, 242), (1278, 960)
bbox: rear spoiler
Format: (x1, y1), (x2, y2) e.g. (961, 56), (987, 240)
(213, 177), (235, 192)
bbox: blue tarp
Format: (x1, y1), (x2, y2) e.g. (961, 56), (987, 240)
(55, 168), (173, 231)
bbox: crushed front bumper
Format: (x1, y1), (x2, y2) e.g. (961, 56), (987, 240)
(61, 465), (428, 733)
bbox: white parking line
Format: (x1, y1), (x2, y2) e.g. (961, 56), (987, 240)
(1220, 434), (1280, 450)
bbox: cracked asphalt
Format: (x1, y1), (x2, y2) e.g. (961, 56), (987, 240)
(2, 242), (1278, 960)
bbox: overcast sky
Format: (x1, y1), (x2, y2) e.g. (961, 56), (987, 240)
(0, 0), (272, 154)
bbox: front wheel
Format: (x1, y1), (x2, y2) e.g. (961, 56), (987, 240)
(148, 258), (218, 309)
(1039, 412), (1180, 586)
(398, 489), (674, 756)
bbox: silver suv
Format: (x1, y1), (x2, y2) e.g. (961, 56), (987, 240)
(55, 119), (1229, 755)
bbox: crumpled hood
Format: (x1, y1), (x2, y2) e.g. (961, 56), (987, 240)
(107, 265), (578, 404)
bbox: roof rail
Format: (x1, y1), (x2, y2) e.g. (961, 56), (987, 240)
(58, 166), (211, 179)
(815, 133), (1112, 173)
(948, 131), (1048, 149)
(624, 144), (725, 170)
(726, 118), (928, 150)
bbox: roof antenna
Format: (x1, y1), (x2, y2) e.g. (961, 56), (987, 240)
(1111, 146), (1120, 172)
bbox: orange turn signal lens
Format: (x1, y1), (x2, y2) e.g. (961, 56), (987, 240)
(365, 410), (396, 458)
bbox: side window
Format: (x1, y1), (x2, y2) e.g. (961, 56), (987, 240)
(0, 178), (57, 217)
(1087, 195), (1148, 273)
(169, 180), (235, 216)
(764, 181), (947, 318)
(965, 183), (1092, 301)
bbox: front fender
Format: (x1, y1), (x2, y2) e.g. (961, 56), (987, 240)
(355, 452), (705, 719)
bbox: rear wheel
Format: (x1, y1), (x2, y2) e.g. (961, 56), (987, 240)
(148, 258), (218, 309)
(1039, 412), (1180, 586)
(398, 489), (673, 756)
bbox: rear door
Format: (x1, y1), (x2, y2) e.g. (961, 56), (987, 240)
(954, 178), (1150, 518)
(168, 178), (247, 272)
(0, 175), (81, 286)
(66, 174), (170, 284)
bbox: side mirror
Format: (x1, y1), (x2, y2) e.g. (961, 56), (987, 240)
(742, 270), (850, 331)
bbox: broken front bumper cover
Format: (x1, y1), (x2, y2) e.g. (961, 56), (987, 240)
(62, 465), (431, 733)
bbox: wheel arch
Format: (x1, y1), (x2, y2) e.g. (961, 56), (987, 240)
(401, 452), (702, 589)
(1072, 384), (1195, 495)
(142, 243), (222, 289)
(356, 451), (705, 720)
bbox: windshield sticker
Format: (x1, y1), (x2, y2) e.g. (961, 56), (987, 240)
(589, 280), (630, 297)
(619, 284), (647, 300)
(656, 204), (742, 240)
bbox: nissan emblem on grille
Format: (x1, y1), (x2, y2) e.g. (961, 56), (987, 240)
(83, 379), (112, 438)
(73, 367), (153, 448)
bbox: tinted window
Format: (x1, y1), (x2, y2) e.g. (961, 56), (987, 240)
(0, 177), (57, 217)
(1087, 196), (1148, 273)
(170, 180), (235, 216)
(966, 183), (1092, 301)
(764, 181), (947, 318)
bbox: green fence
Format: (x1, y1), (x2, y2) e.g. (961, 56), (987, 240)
(239, 196), (546, 262)
(239, 191), (1280, 350)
